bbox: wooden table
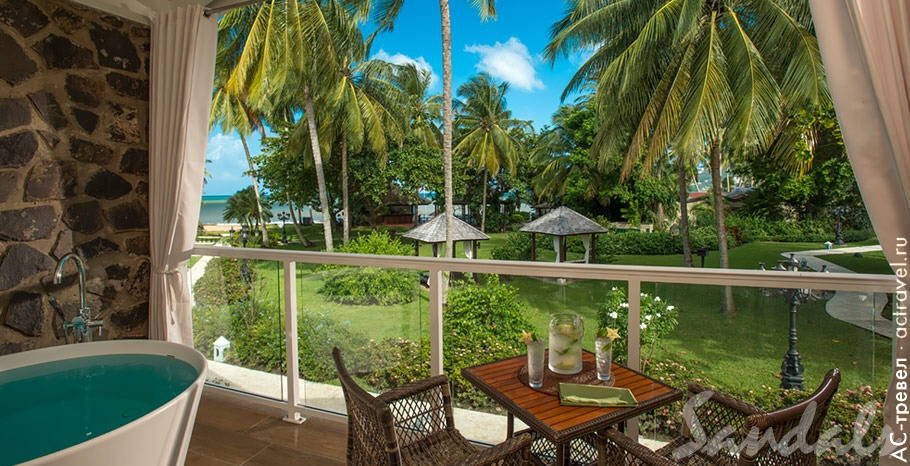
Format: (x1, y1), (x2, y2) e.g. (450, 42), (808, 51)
(462, 351), (683, 465)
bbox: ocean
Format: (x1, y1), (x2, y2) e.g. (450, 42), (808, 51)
(199, 195), (317, 225)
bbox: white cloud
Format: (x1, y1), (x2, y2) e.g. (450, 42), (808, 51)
(465, 37), (544, 92)
(372, 49), (439, 89)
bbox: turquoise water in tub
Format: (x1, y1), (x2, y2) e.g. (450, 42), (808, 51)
(0, 353), (197, 465)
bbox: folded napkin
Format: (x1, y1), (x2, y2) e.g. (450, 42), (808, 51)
(558, 383), (639, 408)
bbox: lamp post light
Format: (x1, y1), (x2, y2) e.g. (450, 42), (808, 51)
(240, 224), (250, 248)
(829, 205), (849, 246)
(277, 212), (291, 243)
(759, 254), (833, 390)
(239, 224), (252, 284)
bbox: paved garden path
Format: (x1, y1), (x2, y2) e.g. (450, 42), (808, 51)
(781, 246), (892, 338)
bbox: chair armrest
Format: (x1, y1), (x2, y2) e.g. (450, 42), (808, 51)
(452, 433), (533, 466)
(687, 382), (764, 417)
(602, 429), (677, 466)
(378, 375), (450, 404)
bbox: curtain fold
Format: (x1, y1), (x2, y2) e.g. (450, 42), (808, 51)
(148, 6), (217, 345)
(809, 2), (909, 463)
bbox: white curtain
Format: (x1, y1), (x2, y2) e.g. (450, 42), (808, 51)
(581, 235), (591, 263)
(809, 2), (909, 463)
(148, 6), (217, 344)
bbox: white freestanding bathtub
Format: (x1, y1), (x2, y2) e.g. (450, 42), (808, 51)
(0, 340), (207, 466)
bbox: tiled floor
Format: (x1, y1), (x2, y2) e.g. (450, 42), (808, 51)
(186, 389), (346, 465)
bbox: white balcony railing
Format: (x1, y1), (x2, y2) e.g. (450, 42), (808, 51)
(190, 245), (897, 435)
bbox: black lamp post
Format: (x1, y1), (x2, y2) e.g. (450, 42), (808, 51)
(277, 212), (290, 243)
(240, 224), (250, 247)
(695, 247), (709, 268)
(834, 206), (849, 245)
(760, 254), (833, 390)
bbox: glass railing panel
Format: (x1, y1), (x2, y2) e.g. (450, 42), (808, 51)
(440, 272), (623, 444)
(638, 282), (888, 464)
(188, 257), (286, 401)
(293, 262), (427, 414)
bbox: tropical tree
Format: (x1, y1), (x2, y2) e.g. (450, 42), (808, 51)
(546, 0), (826, 314)
(454, 74), (525, 232)
(393, 63), (442, 147)
(320, 27), (403, 244)
(367, 0), (498, 257)
(218, 0), (360, 252)
(209, 74), (272, 246)
(223, 186), (273, 232)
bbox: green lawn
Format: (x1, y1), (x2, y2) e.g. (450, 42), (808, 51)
(222, 230), (890, 392)
(821, 250), (892, 274)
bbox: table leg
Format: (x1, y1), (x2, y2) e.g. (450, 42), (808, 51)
(595, 432), (607, 466)
(556, 442), (568, 466)
(506, 413), (514, 439)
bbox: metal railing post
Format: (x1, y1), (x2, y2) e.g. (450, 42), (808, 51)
(282, 260), (305, 424)
(626, 279), (641, 439)
(428, 268), (444, 376)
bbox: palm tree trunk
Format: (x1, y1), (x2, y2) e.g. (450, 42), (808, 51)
(286, 194), (312, 247)
(709, 138), (735, 315)
(677, 158), (693, 267)
(238, 133), (271, 248)
(439, 0), (454, 258)
(341, 137), (350, 245)
(303, 85), (334, 252)
(480, 170), (488, 233)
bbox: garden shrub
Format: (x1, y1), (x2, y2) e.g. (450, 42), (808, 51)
(596, 287), (679, 363)
(192, 258), (254, 308)
(227, 298), (369, 381)
(484, 210), (511, 233)
(359, 276), (532, 410)
(490, 233), (532, 261)
(318, 231), (418, 305)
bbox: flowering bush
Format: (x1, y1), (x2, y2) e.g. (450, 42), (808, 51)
(596, 287), (679, 363)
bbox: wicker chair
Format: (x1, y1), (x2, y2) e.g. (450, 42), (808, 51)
(602, 369), (840, 466)
(332, 348), (534, 465)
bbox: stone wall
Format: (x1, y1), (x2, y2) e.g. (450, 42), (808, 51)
(0, 0), (150, 354)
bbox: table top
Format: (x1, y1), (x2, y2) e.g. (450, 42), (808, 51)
(461, 350), (683, 442)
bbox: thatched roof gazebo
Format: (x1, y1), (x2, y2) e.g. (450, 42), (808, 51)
(402, 215), (490, 258)
(378, 187), (431, 226)
(520, 206), (608, 263)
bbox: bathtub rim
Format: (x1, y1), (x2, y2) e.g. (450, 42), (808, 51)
(0, 340), (207, 465)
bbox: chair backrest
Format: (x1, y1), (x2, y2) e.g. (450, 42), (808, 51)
(740, 369), (841, 466)
(332, 347), (401, 466)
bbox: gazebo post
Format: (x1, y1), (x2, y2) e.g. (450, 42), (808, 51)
(590, 233), (597, 264)
(414, 241), (420, 257)
(472, 240), (478, 259)
(559, 236), (567, 263)
(432, 243), (439, 258)
(530, 233), (537, 261)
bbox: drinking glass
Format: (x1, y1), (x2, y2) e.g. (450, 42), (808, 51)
(595, 337), (613, 381)
(527, 341), (544, 388)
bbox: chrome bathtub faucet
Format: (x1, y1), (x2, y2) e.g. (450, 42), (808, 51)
(52, 252), (103, 343)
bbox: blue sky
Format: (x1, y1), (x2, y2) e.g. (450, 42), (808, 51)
(205, 0), (584, 195)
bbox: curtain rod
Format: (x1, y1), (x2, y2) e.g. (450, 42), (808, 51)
(204, 0), (262, 16)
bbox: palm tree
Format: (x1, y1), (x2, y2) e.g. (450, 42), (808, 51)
(209, 85), (273, 248)
(367, 0), (498, 257)
(546, 0), (826, 314)
(454, 74), (525, 232)
(321, 22), (404, 244)
(218, 0), (345, 252)
(223, 186), (273, 232)
(393, 63), (442, 147)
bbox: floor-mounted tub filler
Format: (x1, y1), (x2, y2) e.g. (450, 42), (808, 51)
(0, 340), (207, 465)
